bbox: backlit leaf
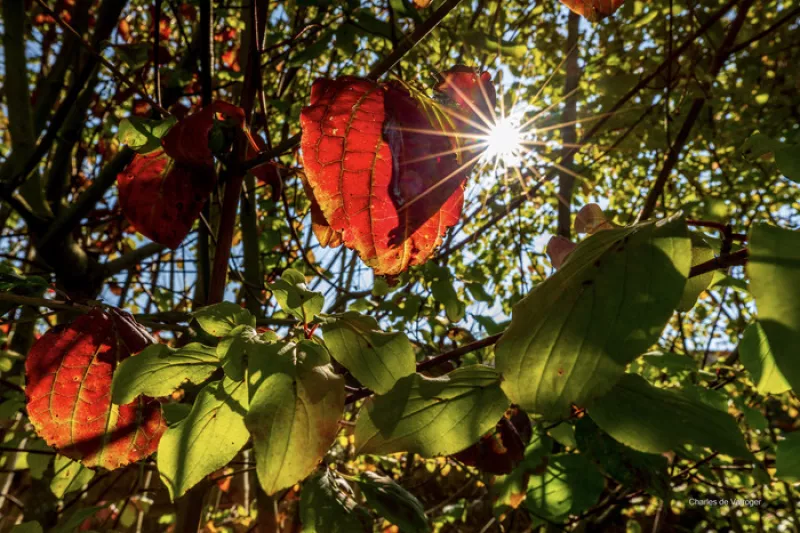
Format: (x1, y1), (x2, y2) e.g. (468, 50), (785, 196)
(269, 268), (324, 323)
(246, 350), (345, 495)
(524, 453), (605, 522)
(299, 69), (494, 275)
(496, 215), (690, 417)
(117, 148), (216, 249)
(738, 323), (791, 395)
(322, 311), (415, 394)
(50, 455), (94, 498)
(111, 343), (219, 404)
(559, 0), (625, 21)
(354, 365), (510, 457)
(118, 116), (177, 154)
(747, 224), (800, 393)
(157, 377), (249, 500)
(193, 302), (255, 337)
(25, 309), (166, 469)
(775, 431), (800, 483)
(587, 374), (751, 458)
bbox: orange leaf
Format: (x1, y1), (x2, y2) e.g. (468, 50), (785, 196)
(25, 308), (166, 470)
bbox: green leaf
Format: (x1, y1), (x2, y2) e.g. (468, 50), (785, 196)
(678, 233), (715, 311)
(747, 224), (800, 393)
(300, 470), (372, 532)
(217, 324), (262, 381)
(322, 311), (415, 395)
(157, 378), (249, 500)
(246, 359), (345, 495)
(193, 302), (255, 337)
(524, 453), (605, 523)
(496, 215), (691, 417)
(358, 472), (430, 533)
(775, 147), (800, 183)
(11, 522), (43, 533)
(270, 268), (324, 323)
(52, 506), (106, 533)
(111, 343), (219, 404)
(118, 116), (177, 154)
(162, 402), (192, 425)
(738, 323), (791, 395)
(587, 374), (751, 458)
(354, 365), (510, 457)
(431, 278), (465, 323)
(775, 431), (800, 483)
(491, 431), (553, 516)
(546, 423), (576, 449)
(50, 455), (95, 498)
(574, 418), (670, 499)
(463, 30), (527, 59)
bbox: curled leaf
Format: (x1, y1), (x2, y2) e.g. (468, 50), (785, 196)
(300, 68), (494, 275)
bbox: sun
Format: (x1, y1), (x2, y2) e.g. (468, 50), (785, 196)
(480, 104), (532, 169)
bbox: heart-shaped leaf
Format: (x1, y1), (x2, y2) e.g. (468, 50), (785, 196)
(116, 148), (216, 249)
(496, 215), (690, 417)
(25, 309), (166, 470)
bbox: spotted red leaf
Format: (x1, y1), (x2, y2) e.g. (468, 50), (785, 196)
(300, 68), (494, 275)
(559, 0), (625, 21)
(25, 308), (166, 470)
(452, 406), (532, 474)
(117, 148), (216, 249)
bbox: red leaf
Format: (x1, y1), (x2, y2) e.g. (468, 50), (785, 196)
(25, 308), (166, 470)
(161, 100), (246, 166)
(559, 0), (625, 21)
(117, 148), (216, 249)
(300, 72), (492, 275)
(435, 66), (497, 127)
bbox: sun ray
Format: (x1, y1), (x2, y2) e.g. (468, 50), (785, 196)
(396, 151), (486, 213)
(400, 140), (489, 166)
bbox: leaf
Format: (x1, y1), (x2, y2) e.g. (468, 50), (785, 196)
(748, 224), (800, 392)
(300, 470), (372, 532)
(50, 454), (95, 498)
(118, 116), (177, 154)
(358, 471), (430, 533)
(354, 365), (510, 456)
(161, 101), (246, 165)
(738, 323), (791, 395)
(25, 309), (166, 469)
(157, 377), (249, 500)
(524, 453), (605, 522)
(193, 302), (255, 337)
(574, 203), (616, 235)
(300, 70), (493, 275)
(452, 406), (533, 475)
(559, 0), (625, 21)
(496, 215), (691, 417)
(774, 147), (800, 183)
(216, 325), (253, 381)
(587, 374), (751, 458)
(322, 311), (415, 394)
(431, 278), (465, 323)
(463, 30), (527, 59)
(574, 418), (670, 498)
(10, 522), (43, 533)
(117, 148), (217, 249)
(246, 355), (345, 495)
(677, 233), (715, 311)
(269, 268), (324, 323)
(775, 431), (800, 483)
(111, 343), (219, 404)
(491, 431), (553, 516)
